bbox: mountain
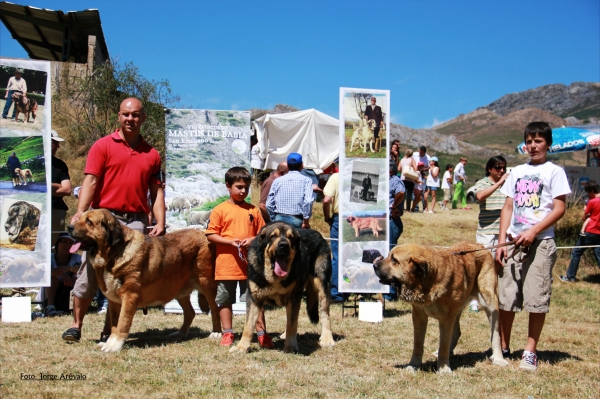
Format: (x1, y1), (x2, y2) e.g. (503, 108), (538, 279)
(432, 82), (598, 159)
(482, 82), (600, 123)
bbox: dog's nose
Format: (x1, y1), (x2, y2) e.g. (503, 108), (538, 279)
(67, 225), (74, 232)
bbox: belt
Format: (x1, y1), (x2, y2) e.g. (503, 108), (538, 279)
(278, 213), (303, 220)
(107, 209), (146, 224)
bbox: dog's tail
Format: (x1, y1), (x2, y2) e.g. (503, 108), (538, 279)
(197, 292), (210, 314)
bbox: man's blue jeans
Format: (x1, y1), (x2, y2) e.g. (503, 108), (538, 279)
(566, 232), (600, 279)
(385, 216), (403, 300)
(2, 90), (19, 118)
(329, 214), (344, 301)
(273, 214), (302, 228)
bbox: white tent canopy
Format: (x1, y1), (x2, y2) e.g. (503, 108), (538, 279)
(253, 109), (339, 174)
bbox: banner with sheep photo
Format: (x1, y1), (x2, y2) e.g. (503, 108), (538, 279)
(164, 109), (252, 314)
(338, 88), (390, 295)
(0, 58), (52, 290)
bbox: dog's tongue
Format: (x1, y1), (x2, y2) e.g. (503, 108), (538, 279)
(69, 242), (81, 253)
(274, 258), (288, 277)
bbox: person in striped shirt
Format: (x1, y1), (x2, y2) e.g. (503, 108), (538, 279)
(468, 156), (510, 313)
(473, 155), (510, 256)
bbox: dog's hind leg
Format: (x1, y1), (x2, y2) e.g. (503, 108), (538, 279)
(307, 273), (335, 348)
(407, 305), (428, 372)
(170, 295), (195, 338)
(450, 310), (462, 355)
(478, 269), (509, 367)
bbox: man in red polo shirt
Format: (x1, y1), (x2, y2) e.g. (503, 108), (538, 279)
(62, 97), (165, 343)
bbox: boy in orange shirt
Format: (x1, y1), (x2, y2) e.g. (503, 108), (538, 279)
(205, 167), (273, 348)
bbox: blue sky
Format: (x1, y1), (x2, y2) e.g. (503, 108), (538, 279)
(1, 0), (598, 128)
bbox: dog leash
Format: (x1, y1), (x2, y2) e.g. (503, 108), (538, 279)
(452, 239), (518, 255)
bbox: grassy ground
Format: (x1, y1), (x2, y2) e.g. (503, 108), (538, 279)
(1, 197), (598, 398)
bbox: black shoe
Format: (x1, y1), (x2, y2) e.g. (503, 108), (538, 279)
(62, 327), (81, 342)
(99, 333), (109, 343)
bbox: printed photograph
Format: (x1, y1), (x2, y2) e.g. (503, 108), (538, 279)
(165, 109), (251, 232)
(0, 136), (46, 196)
(342, 210), (387, 243)
(339, 241), (389, 293)
(0, 198), (42, 252)
(350, 160), (380, 204)
(0, 65), (48, 133)
(343, 91), (388, 159)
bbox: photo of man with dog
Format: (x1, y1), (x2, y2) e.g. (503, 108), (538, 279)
(349, 160), (380, 204)
(0, 65), (47, 132)
(343, 92), (388, 158)
(0, 137), (46, 195)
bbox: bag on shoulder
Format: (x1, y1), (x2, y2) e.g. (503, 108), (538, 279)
(402, 166), (419, 181)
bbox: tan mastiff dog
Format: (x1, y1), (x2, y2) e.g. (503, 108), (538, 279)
(68, 209), (221, 352)
(373, 242), (508, 374)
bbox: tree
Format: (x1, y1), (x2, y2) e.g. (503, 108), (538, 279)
(52, 60), (179, 158)
(351, 93), (371, 120)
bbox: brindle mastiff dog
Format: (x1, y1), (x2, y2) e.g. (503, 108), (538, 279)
(68, 209), (221, 353)
(374, 242), (508, 374)
(230, 222), (335, 353)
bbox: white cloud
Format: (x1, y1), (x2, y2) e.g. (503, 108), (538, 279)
(422, 117), (450, 129)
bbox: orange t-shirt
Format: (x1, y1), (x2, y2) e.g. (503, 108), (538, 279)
(205, 201), (265, 280)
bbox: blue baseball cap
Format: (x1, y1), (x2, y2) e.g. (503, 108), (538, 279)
(430, 156), (439, 162)
(287, 152), (303, 165)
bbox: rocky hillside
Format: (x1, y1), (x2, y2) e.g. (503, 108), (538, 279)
(433, 81), (598, 160)
(482, 82), (600, 123)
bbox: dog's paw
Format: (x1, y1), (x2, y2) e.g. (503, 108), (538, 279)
(98, 336), (124, 353)
(405, 365), (419, 373)
(229, 345), (250, 354)
(319, 335), (335, 348)
(437, 365), (453, 375)
(283, 343), (299, 353)
(209, 331), (222, 339)
(492, 356), (509, 367)
(169, 331), (188, 339)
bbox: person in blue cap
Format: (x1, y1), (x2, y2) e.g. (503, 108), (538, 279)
(266, 153), (314, 229)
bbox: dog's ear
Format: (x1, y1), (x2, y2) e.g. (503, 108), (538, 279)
(25, 205), (40, 229)
(103, 213), (124, 247)
(410, 256), (428, 278)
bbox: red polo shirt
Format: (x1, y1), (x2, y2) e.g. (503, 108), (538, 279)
(85, 130), (161, 214)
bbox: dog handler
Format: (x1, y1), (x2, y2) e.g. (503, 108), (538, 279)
(496, 122), (570, 371)
(2, 69), (26, 119)
(62, 97), (165, 343)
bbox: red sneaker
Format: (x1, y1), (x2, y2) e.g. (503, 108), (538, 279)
(258, 333), (274, 349)
(220, 332), (235, 346)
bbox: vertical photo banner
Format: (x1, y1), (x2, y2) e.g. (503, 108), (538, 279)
(0, 58), (52, 288)
(164, 109), (251, 314)
(164, 109), (252, 231)
(338, 88), (390, 294)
